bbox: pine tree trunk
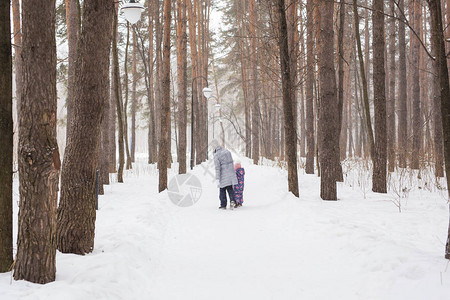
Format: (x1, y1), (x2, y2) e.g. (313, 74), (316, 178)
(176, 0), (187, 174)
(237, 0), (251, 158)
(348, 76), (353, 158)
(317, 0), (338, 200)
(147, 0), (157, 164)
(335, 0), (345, 181)
(56, 0), (114, 255)
(305, 0), (315, 174)
(159, 0), (171, 192)
(411, 0), (422, 169)
(387, 0), (396, 173)
(249, 0), (260, 165)
(100, 61), (110, 189)
(109, 57), (117, 172)
(426, 0), (450, 258)
(275, 0), (299, 197)
(287, 0), (298, 152)
(65, 0), (80, 144)
(398, 0), (408, 168)
(187, 0), (199, 169)
(431, 24), (444, 177)
(0, 0), (13, 273)
(14, 0), (60, 283)
(12, 0), (22, 119)
(155, 0), (162, 153)
(372, 0), (387, 193)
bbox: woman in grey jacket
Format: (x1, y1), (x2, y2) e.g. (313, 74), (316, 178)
(213, 145), (238, 209)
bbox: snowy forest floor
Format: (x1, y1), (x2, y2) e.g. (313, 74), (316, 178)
(1, 154), (450, 299)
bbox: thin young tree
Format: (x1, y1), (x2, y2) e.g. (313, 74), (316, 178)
(56, 0), (114, 255)
(353, 0), (374, 157)
(0, 0), (13, 273)
(113, 5), (125, 182)
(275, 0), (299, 197)
(317, 0), (339, 200)
(14, 0), (60, 283)
(158, 0), (172, 192)
(372, 0), (387, 193)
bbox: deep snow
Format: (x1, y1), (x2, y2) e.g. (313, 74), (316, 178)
(1, 155), (450, 300)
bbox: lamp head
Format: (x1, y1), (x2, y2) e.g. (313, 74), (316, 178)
(202, 87), (213, 99)
(121, 0), (145, 24)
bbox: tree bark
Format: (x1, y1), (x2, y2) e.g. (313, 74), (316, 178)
(65, 0), (80, 144)
(411, 0), (422, 169)
(158, 0), (171, 192)
(398, 0), (408, 168)
(109, 54), (117, 172)
(249, 0), (260, 165)
(317, 0), (338, 200)
(154, 0), (162, 153)
(12, 0), (22, 119)
(335, 0), (345, 181)
(14, 0), (60, 283)
(176, 0), (187, 174)
(426, 0), (450, 258)
(372, 0), (387, 193)
(0, 0), (13, 273)
(275, 0), (299, 197)
(99, 60), (110, 192)
(387, 0), (396, 172)
(430, 21), (444, 178)
(187, 0), (200, 168)
(147, 0), (157, 164)
(56, 0), (113, 255)
(237, 0), (251, 158)
(305, 0), (315, 174)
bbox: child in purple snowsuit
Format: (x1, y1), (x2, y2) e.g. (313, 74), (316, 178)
(234, 161), (245, 207)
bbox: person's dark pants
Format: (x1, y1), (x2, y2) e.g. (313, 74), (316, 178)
(219, 185), (236, 208)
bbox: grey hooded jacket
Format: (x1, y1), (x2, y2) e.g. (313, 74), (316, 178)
(213, 146), (238, 188)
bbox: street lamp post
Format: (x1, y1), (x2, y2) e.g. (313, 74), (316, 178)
(202, 87), (221, 159)
(190, 76), (208, 170)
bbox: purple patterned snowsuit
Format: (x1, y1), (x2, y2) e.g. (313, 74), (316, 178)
(233, 168), (245, 204)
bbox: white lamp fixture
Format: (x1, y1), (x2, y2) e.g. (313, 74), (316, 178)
(121, 0), (145, 24)
(202, 87), (213, 99)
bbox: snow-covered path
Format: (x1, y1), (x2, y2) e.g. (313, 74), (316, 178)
(2, 156), (450, 299)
